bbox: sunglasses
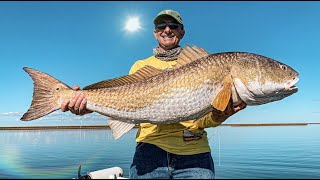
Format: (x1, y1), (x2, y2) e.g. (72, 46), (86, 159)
(155, 22), (180, 30)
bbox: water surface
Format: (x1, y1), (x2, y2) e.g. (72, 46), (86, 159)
(0, 125), (319, 179)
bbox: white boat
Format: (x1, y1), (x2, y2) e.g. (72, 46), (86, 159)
(76, 165), (128, 179)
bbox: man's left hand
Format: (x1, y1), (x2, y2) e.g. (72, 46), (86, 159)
(212, 100), (247, 123)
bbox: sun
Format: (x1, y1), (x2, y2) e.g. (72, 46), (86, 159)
(124, 16), (141, 32)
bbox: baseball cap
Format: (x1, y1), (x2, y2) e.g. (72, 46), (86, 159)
(153, 9), (183, 26)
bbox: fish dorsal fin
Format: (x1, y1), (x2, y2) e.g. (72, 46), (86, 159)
(133, 65), (163, 79)
(108, 118), (136, 140)
(173, 45), (210, 69)
(83, 66), (163, 90)
(211, 75), (232, 111)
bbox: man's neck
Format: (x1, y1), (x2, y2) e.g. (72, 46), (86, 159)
(159, 44), (179, 51)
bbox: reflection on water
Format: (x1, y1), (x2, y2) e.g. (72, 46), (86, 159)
(0, 129), (137, 179)
(0, 125), (320, 178)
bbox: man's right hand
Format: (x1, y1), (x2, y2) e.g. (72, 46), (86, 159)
(61, 85), (92, 115)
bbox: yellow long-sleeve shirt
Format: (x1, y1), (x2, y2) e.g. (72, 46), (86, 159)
(129, 55), (222, 155)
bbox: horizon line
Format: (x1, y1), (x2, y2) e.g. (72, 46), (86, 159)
(0, 122), (319, 130)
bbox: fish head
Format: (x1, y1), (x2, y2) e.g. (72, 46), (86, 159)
(232, 53), (299, 106)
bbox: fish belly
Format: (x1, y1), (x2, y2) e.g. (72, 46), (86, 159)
(86, 84), (217, 124)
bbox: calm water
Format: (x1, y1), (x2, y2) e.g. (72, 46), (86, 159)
(0, 125), (319, 179)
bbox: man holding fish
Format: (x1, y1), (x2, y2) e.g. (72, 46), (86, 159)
(61, 9), (247, 179)
(23, 7), (298, 179)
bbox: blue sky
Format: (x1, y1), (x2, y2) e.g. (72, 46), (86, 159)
(1, 1), (319, 126)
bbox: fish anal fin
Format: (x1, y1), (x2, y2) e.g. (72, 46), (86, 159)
(108, 118), (136, 140)
(211, 75), (232, 111)
(83, 66), (163, 90)
(173, 45), (210, 69)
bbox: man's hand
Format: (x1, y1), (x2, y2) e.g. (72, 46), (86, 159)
(61, 85), (92, 115)
(212, 100), (247, 123)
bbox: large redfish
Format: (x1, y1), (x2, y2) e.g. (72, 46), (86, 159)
(21, 46), (299, 139)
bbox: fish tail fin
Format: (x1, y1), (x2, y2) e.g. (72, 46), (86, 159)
(21, 67), (72, 121)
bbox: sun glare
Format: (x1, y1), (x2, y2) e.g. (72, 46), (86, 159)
(124, 16), (141, 32)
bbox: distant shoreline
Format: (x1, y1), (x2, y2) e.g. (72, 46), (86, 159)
(0, 123), (319, 130)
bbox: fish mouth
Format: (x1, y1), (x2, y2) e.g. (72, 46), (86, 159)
(286, 77), (299, 93)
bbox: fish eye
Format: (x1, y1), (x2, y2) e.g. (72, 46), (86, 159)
(280, 65), (287, 71)
(56, 87), (60, 91)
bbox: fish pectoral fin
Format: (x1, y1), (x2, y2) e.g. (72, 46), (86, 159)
(108, 118), (136, 140)
(211, 76), (232, 111)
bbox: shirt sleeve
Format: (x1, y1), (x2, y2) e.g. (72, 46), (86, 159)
(129, 60), (144, 75)
(194, 111), (223, 129)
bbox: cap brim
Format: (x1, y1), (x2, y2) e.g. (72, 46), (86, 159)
(154, 14), (182, 25)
